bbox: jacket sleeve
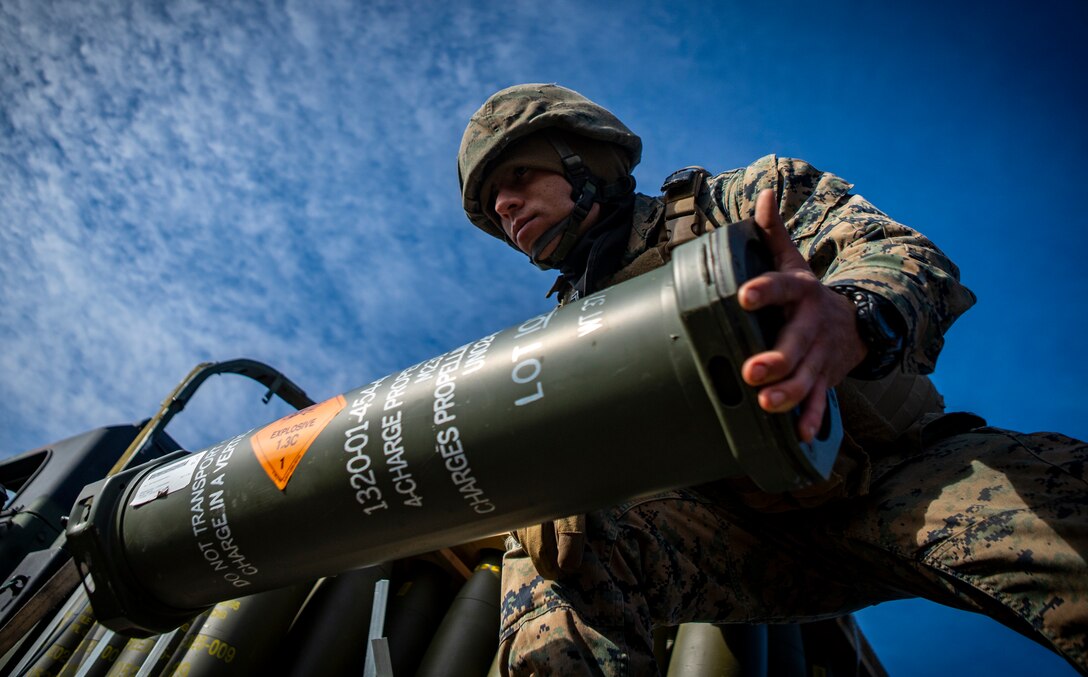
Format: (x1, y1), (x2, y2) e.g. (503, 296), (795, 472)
(704, 154), (976, 375)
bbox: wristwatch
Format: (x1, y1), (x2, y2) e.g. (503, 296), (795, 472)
(831, 285), (905, 380)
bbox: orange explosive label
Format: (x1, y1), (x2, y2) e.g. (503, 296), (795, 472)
(251, 394), (346, 490)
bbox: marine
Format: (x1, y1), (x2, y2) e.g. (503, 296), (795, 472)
(457, 83), (1088, 675)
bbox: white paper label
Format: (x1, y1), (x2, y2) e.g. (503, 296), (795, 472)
(130, 452), (205, 507)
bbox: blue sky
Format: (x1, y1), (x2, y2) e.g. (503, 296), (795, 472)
(1, 0), (1084, 674)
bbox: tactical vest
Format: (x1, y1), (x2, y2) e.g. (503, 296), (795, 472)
(606, 166), (945, 447)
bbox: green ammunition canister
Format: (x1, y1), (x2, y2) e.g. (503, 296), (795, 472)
(25, 599), (96, 676)
(415, 549), (503, 676)
(157, 582), (313, 676)
(383, 559), (457, 675)
(666, 623), (768, 677)
(67, 221), (842, 635)
(280, 563), (393, 676)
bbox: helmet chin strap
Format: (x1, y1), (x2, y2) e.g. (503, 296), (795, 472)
(528, 177), (598, 270)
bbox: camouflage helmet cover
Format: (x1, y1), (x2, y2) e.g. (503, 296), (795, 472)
(458, 83), (643, 240)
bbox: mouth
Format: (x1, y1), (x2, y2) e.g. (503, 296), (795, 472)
(510, 216), (536, 247)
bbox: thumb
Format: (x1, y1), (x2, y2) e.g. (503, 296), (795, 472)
(754, 188), (805, 271)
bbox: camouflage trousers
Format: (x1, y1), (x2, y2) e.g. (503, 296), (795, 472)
(498, 424), (1088, 675)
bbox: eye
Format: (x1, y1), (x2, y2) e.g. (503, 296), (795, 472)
(488, 165), (531, 208)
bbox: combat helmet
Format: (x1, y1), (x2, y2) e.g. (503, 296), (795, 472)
(459, 83), (642, 269)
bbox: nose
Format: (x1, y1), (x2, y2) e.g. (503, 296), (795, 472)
(494, 185), (523, 221)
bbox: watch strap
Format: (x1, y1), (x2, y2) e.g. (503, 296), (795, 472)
(831, 285), (905, 380)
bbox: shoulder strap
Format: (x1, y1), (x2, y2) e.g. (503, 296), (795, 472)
(560, 169), (717, 302)
(661, 166), (716, 251)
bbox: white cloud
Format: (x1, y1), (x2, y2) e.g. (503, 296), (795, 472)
(0, 0), (564, 455)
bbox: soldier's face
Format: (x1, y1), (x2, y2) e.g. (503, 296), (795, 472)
(491, 167), (599, 258)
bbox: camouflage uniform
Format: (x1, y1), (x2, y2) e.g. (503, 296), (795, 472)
(497, 156), (1088, 675)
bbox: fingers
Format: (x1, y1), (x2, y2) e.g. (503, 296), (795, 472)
(747, 356), (827, 442)
(741, 272), (826, 387)
(740, 190), (809, 312)
(739, 269), (818, 311)
(742, 287), (848, 412)
(796, 378), (828, 443)
(748, 351), (818, 414)
(737, 190), (853, 441)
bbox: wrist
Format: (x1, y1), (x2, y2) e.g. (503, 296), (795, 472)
(830, 285), (905, 380)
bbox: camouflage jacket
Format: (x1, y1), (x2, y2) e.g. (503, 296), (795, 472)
(577, 155), (978, 507)
(605, 154), (977, 376)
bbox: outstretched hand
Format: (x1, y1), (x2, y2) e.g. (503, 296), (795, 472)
(738, 189), (867, 442)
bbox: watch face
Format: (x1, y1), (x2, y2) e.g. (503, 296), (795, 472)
(867, 296), (904, 346)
